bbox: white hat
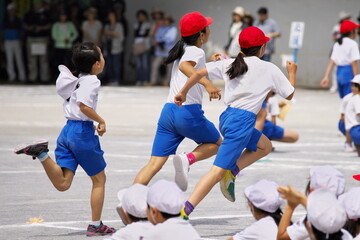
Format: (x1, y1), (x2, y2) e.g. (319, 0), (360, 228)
(310, 165), (345, 197)
(244, 179), (282, 213)
(7, 3), (16, 10)
(233, 6), (245, 17)
(147, 179), (185, 215)
(117, 183), (149, 219)
(307, 189), (347, 234)
(339, 11), (351, 21)
(339, 187), (360, 219)
(351, 74), (360, 84)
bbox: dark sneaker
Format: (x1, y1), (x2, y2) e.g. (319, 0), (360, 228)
(14, 140), (49, 160)
(86, 221), (116, 237)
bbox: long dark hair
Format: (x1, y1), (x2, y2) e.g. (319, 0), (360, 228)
(164, 27), (207, 65)
(311, 225), (343, 240)
(72, 42), (100, 74)
(337, 31), (352, 45)
(253, 206), (284, 226)
(343, 218), (360, 237)
(226, 45), (262, 79)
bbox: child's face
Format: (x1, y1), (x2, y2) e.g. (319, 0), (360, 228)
(351, 83), (360, 94)
(201, 26), (211, 44)
(97, 47), (105, 73)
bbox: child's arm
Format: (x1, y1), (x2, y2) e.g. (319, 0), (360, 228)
(320, 59), (335, 88)
(271, 115), (277, 125)
(79, 103), (106, 136)
(285, 61), (297, 100)
(351, 60), (359, 76)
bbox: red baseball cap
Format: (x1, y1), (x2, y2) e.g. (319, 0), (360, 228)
(239, 26), (270, 49)
(179, 12), (213, 37)
(353, 175), (360, 181)
(340, 20), (360, 34)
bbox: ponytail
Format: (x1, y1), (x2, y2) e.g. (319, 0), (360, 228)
(164, 27), (207, 64)
(226, 45), (262, 79)
(337, 31), (351, 45)
(268, 208), (283, 226)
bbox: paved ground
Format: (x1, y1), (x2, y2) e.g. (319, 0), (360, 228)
(0, 85), (359, 240)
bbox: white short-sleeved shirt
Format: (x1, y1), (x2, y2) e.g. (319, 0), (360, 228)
(64, 74), (100, 121)
(341, 229), (355, 240)
(206, 56), (294, 114)
(354, 233), (360, 240)
(103, 221), (153, 240)
(286, 219), (309, 240)
(340, 93), (354, 114)
(232, 216), (278, 240)
(267, 95), (280, 120)
(167, 45), (205, 105)
(331, 37), (360, 66)
(82, 20), (103, 42)
(345, 94), (360, 130)
(141, 217), (200, 240)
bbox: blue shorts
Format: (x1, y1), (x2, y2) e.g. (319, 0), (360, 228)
(338, 120), (346, 136)
(151, 103), (220, 157)
(262, 120), (285, 140)
(350, 125), (360, 145)
(55, 120), (106, 176)
(214, 107), (262, 170)
(337, 65), (353, 99)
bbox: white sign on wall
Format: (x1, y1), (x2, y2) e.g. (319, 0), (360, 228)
(289, 22), (305, 49)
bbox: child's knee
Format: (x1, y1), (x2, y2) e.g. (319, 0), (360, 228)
(55, 182), (71, 192)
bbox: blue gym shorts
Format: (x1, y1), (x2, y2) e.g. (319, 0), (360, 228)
(262, 120), (285, 140)
(151, 103), (220, 157)
(338, 120), (346, 136)
(55, 120), (106, 176)
(214, 107), (262, 170)
(337, 65), (353, 99)
(350, 125), (360, 145)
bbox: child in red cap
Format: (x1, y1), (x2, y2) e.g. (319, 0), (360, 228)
(175, 26), (297, 217)
(133, 12), (222, 192)
(321, 20), (360, 98)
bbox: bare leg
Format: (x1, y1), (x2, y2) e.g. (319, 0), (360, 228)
(255, 108), (267, 132)
(345, 131), (352, 144)
(90, 170), (106, 221)
(41, 157), (74, 191)
(191, 138), (222, 161)
(133, 156), (169, 185)
(355, 144), (360, 157)
(272, 129), (299, 143)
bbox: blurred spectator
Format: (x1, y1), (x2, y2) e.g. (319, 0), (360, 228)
(243, 12), (254, 28)
(51, 9), (78, 70)
(225, 6), (245, 58)
(82, 7), (102, 46)
(149, 8), (164, 53)
(113, 1), (128, 36)
(24, 0), (52, 83)
(133, 9), (151, 86)
(69, 3), (82, 43)
(254, 7), (281, 62)
(103, 10), (124, 85)
(149, 14), (177, 86)
(2, 3), (26, 83)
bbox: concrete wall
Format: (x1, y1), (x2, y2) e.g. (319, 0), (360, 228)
(124, 0), (360, 88)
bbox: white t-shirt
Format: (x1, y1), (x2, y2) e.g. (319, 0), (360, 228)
(267, 95), (280, 120)
(331, 37), (360, 66)
(345, 94), (360, 130)
(340, 93), (354, 114)
(354, 233), (360, 240)
(64, 74), (100, 121)
(232, 216), (278, 240)
(341, 229), (355, 240)
(141, 217), (200, 240)
(287, 219), (309, 240)
(103, 221), (153, 240)
(206, 56), (294, 114)
(82, 20), (103, 42)
(167, 45), (205, 105)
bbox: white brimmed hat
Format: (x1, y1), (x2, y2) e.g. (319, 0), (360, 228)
(244, 179), (282, 213)
(339, 11), (351, 21)
(117, 183), (149, 219)
(310, 165), (345, 197)
(147, 179), (185, 215)
(339, 187), (360, 220)
(351, 74), (360, 84)
(307, 189), (346, 234)
(233, 6), (245, 17)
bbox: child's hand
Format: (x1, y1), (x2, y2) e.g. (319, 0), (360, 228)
(97, 122), (106, 136)
(286, 61), (297, 75)
(205, 84), (222, 101)
(174, 92), (186, 107)
(209, 53), (222, 61)
(320, 77), (329, 88)
(278, 185), (305, 209)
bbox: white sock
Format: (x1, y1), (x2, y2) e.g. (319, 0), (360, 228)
(92, 220), (101, 227)
(37, 152), (49, 162)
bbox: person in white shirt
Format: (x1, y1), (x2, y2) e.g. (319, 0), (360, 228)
(339, 187), (360, 239)
(339, 91), (355, 152)
(175, 26), (296, 217)
(228, 179), (283, 240)
(133, 12), (222, 194)
(344, 75), (360, 156)
(141, 179), (200, 240)
(321, 20), (360, 98)
(14, 42), (115, 237)
(224, 6), (245, 58)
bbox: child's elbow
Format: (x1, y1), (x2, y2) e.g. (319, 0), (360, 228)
(286, 92), (294, 100)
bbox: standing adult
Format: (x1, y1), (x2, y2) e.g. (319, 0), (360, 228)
(254, 7), (281, 62)
(82, 7), (102, 46)
(24, 0), (52, 83)
(2, 3), (26, 83)
(224, 6), (245, 58)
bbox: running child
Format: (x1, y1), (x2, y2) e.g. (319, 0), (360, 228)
(321, 20), (360, 98)
(14, 42), (115, 236)
(338, 87), (355, 152)
(133, 12), (222, 191)
(174, 26), (296, 217)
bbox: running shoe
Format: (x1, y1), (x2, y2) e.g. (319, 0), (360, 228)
(180, 206), (189, 220)
(220, 170), (236, 202)
(344, 143), (354, 153)
(173, 153), (190, 191)
(353, 175), (360, 181)
(86, 221), (116, 237)
(14, 140), (49, 160)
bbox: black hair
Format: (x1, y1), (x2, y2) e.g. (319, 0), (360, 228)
(253, 206), (284, 226)
(164, 27), (207, 65)
(127, 213), (148, 223)
(305, 180), (311, 196)
(311, 225), (343, 240)
(72, 42), (100, 74)
(159, 211), (181, 219)
(352, 82), (360, 91)
(226, 45), (262, 79)
(136, 9), (148, 20)
(337, 31), (352, 45)
(258, 7), (268, 15)
(343, 218), (360, 237)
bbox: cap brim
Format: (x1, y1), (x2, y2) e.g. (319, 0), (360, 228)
(353, 175), (360, 181)
(265, 36), (270, 43)
(205, 17), (213, 27)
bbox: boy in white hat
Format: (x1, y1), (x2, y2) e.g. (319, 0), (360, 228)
(228, 179), (283, 240)
(142, 179), (200, 240)
(104, 183), (153, 240)
(339, 187), (360, 239)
